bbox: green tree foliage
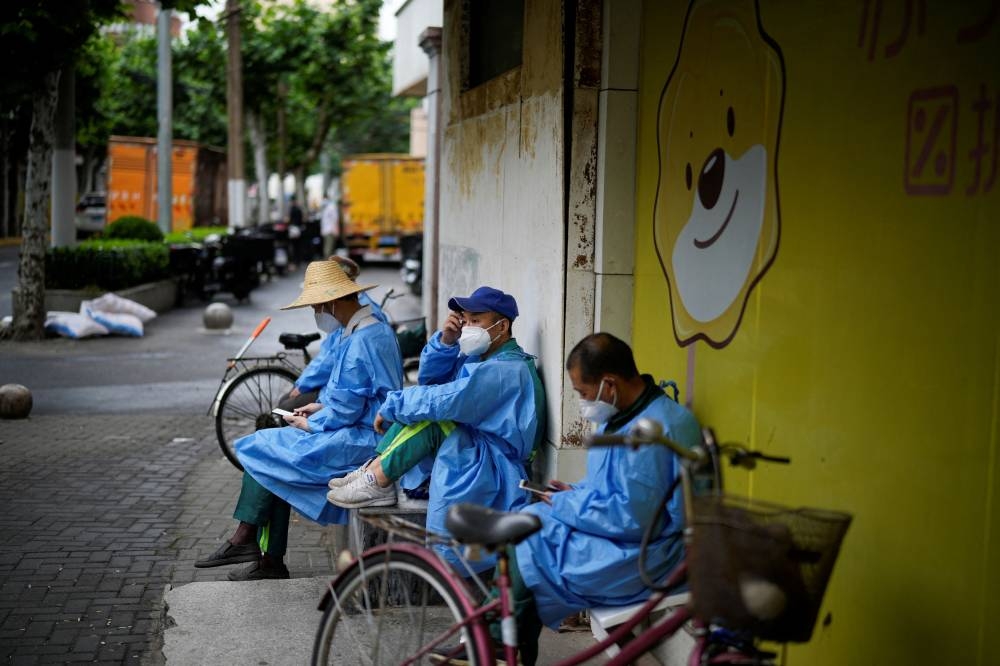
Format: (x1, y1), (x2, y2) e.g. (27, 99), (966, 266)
(1, 0), (125, 340)
(241, 0), (416, 179)
(173, 16), (227, 147)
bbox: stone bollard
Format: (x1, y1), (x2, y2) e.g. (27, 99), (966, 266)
(203, 302), (234, 330)
(0, 384), (33, 419)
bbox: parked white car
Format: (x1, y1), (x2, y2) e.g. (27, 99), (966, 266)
(75, 192), (107, 236)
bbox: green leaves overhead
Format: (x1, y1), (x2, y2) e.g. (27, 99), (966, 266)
(78, 0), (411, 178)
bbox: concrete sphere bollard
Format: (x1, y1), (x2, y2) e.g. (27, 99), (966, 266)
(0, 384), (33, 419)
(203, 303), (234, 330)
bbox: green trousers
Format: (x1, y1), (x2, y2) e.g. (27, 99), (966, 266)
(376, 421), (455, 481)
(232, 473), (291, 558)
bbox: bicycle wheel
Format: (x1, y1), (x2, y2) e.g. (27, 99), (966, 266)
(214, 365), (297, 470)
(312, 548), (491, 666)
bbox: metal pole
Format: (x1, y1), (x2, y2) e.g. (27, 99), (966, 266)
(419, 28), (443, 330)
(51, 64), (76, 247)
(226, 0), (246, 228)
(156, 5), (172, 234)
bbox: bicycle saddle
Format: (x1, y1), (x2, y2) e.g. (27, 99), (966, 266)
(279, 332), (321, 350)
(446, 503), (541, 549)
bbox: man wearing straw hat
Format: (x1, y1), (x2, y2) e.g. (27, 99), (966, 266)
(327, 286), (546, 574)
(193, 261), (403, 580)
(276, 255), (387, 412)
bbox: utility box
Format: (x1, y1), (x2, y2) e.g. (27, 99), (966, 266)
(340, 153), (424, 262)
(106, 136), (227, 231)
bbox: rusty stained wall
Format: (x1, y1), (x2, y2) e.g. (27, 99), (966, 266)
(560, 0), (603, 454)
(439, 0), (568, 452)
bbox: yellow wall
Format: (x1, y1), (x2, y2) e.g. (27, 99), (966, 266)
(634, 1), (999, 663)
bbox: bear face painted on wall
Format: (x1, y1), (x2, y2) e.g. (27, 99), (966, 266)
(653, 0), (785, 348)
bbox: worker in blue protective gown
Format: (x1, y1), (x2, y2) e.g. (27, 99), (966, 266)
(326, 286), (546, 574)
(276, 256), (388, 412)
(194, 261), (402, 581)
(509, 333), (701, 665)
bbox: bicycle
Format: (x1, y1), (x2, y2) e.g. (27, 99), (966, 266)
(310, 421), (852, 665)
(208, 317), (318, 470)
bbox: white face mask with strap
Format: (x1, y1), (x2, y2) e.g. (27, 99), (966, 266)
(458, 319), (503, 356)
(579, 378), (619, 424)
(315, 304), (342, 334)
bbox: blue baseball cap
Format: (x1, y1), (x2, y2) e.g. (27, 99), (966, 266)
(448, 286), (518, 321)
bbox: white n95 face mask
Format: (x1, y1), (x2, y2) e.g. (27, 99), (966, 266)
(315, 311), (341, 334)
(458, 319), (502, 356)
(579, 379), (619, 424)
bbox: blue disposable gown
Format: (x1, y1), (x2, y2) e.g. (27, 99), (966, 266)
(378, 332), (545, 572)
(236, 316), (403, 525)
(514, 385), (701, 627)
(294, 292), (387, 393)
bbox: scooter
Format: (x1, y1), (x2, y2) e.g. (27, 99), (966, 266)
(400, 235), (423, 297)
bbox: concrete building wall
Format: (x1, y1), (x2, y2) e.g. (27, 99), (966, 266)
(438, 0), (570, 463)
(409, 106), (428, 157)
(393, 0), (443, 97)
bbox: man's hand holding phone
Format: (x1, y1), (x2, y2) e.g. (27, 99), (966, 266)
(519, 479), (567, 505)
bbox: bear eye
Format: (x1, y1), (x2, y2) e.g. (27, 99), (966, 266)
(727, 107), (735, 137)
(685, 163), (692, 190)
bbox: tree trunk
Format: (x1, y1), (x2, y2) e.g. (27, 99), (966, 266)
(294, 166), (306, 212)
(276, 79), (287, 223)
(11, 70), (60, 341)
(247, 109), (269, 225)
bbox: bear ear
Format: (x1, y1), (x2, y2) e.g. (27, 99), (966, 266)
(727, 107), (735, 137)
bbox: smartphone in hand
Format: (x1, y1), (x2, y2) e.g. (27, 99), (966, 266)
(519, 479), (552, 496)
(271, 408), (294, 417)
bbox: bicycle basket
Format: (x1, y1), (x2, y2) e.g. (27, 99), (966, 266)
(688, 494), (851, 643)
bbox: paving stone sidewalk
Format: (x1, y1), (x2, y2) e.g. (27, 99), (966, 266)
(0, 413), (337, 665)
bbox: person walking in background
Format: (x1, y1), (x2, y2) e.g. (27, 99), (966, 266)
(320, 196), (341, 258)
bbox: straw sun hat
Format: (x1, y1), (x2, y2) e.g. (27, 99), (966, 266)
(280, 260), (376, 310)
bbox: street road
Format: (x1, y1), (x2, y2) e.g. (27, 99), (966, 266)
(0, 258), (421, 415)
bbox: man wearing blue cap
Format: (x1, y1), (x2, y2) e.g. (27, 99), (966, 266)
(327, 286), (546, 572)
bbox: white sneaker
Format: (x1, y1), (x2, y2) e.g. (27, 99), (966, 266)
(328, 463), (368, 489)
(326, 470), (397, 509)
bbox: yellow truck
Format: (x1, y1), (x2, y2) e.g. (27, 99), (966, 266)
(340, 153), (424, 263)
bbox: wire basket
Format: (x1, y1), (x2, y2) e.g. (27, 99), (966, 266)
(688, 494), (852, 643)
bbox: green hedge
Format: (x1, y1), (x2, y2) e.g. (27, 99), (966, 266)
(46, 240), (169, 291)
(164, 226), (229, 244)
(103, 215), (164, 242)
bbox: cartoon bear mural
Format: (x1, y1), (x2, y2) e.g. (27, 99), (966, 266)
(653, 0), (786, 348)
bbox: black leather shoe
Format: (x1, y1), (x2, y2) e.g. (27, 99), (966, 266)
(193, 541), (260, 568)
(227, 559), (290, 581)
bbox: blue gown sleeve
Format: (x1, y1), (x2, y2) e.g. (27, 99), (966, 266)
(417, 331), (463, 385)
(546, 446), (677, 539)
(294, 333), (338, 392)
(379, 360), (537, 459)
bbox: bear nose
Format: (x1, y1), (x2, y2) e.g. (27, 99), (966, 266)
(698, 148), (725, 210)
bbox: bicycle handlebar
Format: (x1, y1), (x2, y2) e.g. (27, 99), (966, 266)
(586, 419), (705, 463)
(586, 419), (791, 468)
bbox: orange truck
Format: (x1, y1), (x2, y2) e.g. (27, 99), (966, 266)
(106, 135), (227, 231)
(340, 153), (424, 262)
